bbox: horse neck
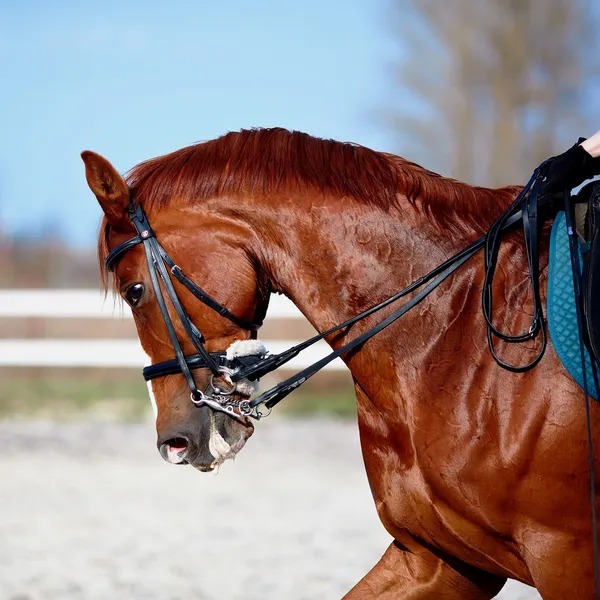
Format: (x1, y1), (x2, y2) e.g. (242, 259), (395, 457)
(242, 186), (547, 409)
(249, 191), (474, 339)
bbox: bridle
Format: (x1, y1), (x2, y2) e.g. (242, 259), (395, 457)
(105, 167), (549, 421)
(105, 202), (270, 420)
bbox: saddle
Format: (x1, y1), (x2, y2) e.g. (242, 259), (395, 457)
(546, 181), (600, 397)
(579, 179), (600, 365)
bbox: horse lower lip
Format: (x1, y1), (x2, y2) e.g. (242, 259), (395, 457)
(159, 443), (189, 464)
(194, 464), (214, 472)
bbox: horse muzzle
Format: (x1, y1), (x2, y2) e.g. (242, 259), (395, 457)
(157, 403), (254, 472)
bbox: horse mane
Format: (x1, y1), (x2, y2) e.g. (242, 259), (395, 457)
(98, 127), (521, 284)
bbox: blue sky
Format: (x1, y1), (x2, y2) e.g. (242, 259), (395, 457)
(0, 0), (400, 247)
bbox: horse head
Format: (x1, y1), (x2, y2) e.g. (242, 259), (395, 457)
(81, 150), (269, 472)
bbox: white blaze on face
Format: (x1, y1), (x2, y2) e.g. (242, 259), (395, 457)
(144, 352), (158, 420)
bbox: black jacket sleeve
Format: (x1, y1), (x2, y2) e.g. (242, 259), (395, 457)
(541, 138), (600, 196)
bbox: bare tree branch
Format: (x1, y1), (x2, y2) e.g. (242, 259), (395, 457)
(385, 0), (600, 186)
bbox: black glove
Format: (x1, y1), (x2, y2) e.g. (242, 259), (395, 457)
(541, 138), (600, 197)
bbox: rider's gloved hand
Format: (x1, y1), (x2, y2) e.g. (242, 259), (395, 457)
(540, 136), (600, 201)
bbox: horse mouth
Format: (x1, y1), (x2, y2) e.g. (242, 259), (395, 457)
(158, 388), (255, 472)
(188, 407), (253, 473)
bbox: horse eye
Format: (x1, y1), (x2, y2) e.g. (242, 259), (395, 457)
(125, 283), (145, 307)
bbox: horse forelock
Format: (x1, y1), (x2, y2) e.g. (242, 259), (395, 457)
(97, 127), (522, 281)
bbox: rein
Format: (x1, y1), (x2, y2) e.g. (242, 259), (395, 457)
(242, 168), (544, 413)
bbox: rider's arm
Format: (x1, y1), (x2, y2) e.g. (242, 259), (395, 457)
(539, 131), (600, 198)
(581, 130), (600, 158)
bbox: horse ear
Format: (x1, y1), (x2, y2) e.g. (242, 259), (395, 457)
(81, 151), (131, 229)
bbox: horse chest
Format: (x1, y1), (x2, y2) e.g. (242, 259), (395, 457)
(357, 398), (522, 573)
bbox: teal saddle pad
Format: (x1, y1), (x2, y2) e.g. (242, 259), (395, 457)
(547, 210), (598, 398)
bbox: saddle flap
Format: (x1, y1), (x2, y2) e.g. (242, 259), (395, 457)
(581, 180), (600, 363)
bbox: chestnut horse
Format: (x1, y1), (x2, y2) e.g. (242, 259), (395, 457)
(82, 128), (598, 599)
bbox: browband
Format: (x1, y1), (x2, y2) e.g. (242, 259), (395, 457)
(105, 235), (143, 272)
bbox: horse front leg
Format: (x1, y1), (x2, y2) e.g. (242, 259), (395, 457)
(342, 540), (506, 600)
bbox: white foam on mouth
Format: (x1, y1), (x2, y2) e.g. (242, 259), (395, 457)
(208, 411), (239, 474)
(209, 428), (232, 457)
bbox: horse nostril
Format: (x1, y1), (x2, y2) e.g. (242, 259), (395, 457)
(158, 436), (190, 465)
(167, 436), (188, 450)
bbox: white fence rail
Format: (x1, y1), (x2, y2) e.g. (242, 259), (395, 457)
(0, 290), (346, 371)
(0, 289), (300, 319)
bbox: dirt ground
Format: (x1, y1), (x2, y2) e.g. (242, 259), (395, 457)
(0, 418), (540, 600)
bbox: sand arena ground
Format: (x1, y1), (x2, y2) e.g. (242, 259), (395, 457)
(0, 418), (540, 600)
